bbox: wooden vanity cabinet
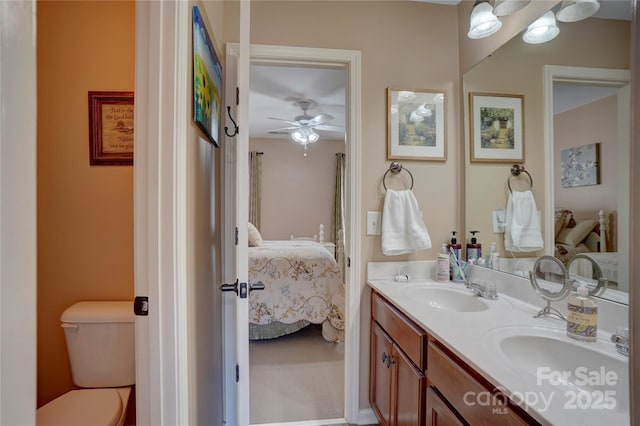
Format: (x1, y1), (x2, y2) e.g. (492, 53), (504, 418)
(370, 292), (427, 426)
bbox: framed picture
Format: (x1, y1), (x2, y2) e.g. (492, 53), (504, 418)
(387, 88), (446, 161)
(469, 92), (524, 162)
(561, 142), (600, 188)
(192, 5), (222, 147)
(88, 91), (134, 166)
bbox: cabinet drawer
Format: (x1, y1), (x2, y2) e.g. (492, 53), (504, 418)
(372, 291), (427, 369)
(427, 341), (537, 426)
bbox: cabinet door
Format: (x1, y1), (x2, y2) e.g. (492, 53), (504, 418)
(393, 343), (426, 426)
(426, 386), (466, 426)
(370, 321), (394, 426)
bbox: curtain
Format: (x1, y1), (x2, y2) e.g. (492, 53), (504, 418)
(331, 153), (345, 246)
(249, 151), (263, 228)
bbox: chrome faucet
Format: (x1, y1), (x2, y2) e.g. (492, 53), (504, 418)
(466, 280), (498, 300)
(610, 327), (629, 356)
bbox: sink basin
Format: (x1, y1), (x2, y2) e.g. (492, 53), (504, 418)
(403, 287), (489, 312)
(485, 326), (629, 415)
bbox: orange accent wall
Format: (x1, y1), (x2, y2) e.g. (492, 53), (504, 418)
(36, 0), (135, 407)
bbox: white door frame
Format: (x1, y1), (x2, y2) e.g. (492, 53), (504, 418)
(223, 43), (363, 424)
(134, 1), (191, 425)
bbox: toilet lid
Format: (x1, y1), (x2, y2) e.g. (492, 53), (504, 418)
(37, 389), (122, 426)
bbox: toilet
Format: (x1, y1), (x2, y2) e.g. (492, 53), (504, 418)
(37, 301), (135, 426)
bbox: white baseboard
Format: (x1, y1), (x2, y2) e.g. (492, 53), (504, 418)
(357, 407), (378, 424)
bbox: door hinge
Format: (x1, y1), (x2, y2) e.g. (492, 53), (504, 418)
(235, 227), (238, 246)
(134, 296), (149, 316)
(236, 364), (240, 382)
(347, 257), (351, 268)
(235, 87), (239, 105)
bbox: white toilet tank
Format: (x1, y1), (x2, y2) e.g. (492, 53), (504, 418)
(61, 301), (135, 388)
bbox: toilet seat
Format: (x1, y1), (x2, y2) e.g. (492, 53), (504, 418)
(37, 388), (122, 426)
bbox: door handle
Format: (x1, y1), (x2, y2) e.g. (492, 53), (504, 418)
(220, 280), (239, 295)
(250, 281), (265, 292)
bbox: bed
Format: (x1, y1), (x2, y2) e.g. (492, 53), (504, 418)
(247, 238), (345, 342)
(554, 209), (619, 288)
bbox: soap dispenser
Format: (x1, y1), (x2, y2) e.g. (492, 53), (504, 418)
(567, 283), (597, 342)
(466, 231), (482, 263)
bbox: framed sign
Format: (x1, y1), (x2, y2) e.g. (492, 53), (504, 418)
(387, 88), (446, 161)
(193, 5), (222, 147)
(88, 91), (134, 166)
(470, 92), (524, 162)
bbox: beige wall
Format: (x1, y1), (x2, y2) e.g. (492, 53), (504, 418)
(464, 17), (630, 257)
(554, 94), (618, 250)
(250, 138), (345, 240)
(36, 0), (135, 407)
(243, 0), (461, 411)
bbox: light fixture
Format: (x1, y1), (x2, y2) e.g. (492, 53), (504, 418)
(468, 0), (502, 39)
(493, 0), (531, 17)
(556, 0), (600, 22)
(522, 11), (560, 44)
(290, 126), (319, 156)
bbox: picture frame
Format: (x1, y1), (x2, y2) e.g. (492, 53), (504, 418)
(560, 142), (601, 188)
(469, 92), (524, 162)
(387, 88), (446, 161)
(88, 91), (134, 166)
(192, 5), (222, 147)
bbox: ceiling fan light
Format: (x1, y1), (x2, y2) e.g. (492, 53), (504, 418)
(556, 0), (600, 22)
(468, 0), (502, 39)
(523, 11), (560, 44)
(290, 126), (319, 145)
(493, 0), (531, 17)
(415, 104), (433, 117)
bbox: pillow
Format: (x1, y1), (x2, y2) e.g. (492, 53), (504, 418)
(248, 222), (263, 247)
(554, 209), (573, 238)
(556, 219), (596, 246)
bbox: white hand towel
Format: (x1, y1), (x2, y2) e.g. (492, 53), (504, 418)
(504, 190), (544, 252)
(381, 189), (432, 256)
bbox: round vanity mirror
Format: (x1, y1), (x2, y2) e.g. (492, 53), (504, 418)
(529, 255), (572, 301)
(567, 254), (608, 297)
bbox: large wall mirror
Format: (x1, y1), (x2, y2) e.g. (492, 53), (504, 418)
(463, 1), (631, 305)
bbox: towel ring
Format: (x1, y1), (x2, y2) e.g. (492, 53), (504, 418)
(383, 162), (414, 191)
(508, 164), (533, 192)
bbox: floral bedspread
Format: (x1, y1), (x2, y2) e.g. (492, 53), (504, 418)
(248, 240), (345, 342)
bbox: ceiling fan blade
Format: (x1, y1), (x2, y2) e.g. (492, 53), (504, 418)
(266, 117), (301, 126)
(314, 124), (344, 132)
(267, 125), (299, 132)
(308, 113), (334, 126)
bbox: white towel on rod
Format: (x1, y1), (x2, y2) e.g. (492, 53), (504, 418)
(504, 190), (544, 252)
(381, 189), (432, 256)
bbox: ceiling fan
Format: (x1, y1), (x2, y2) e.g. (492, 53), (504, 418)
(267, 100), (344, 149)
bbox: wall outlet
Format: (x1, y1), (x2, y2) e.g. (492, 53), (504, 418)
(367, 211), (382, 235)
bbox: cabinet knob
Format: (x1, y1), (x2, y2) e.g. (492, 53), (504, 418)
(385, 355), (395, 368)
(381, 352), (388, 364)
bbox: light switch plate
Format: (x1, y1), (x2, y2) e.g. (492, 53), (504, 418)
(367, 211), (382, 235)
(492, 209), (506, 233)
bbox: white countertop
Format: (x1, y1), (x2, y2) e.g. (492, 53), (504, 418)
(367, 275), (629, 426)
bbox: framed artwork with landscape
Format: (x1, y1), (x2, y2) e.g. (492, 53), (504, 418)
(192, 5), (222, 147)
(470, 92), (524, 162)
(387, 88), (446, 161)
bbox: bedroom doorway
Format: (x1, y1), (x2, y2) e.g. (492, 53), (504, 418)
(223, 43), (362, 425)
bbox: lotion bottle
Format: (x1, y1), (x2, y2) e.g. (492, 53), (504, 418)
(436, 243), (450, 282)
(567, 284), (597, 342)
(466, 231), (482, 263)
(448, 231), (462, 280)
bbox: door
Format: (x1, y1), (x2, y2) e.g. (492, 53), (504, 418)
(221, 2), (251, 425)
(370, 321), (394, 426)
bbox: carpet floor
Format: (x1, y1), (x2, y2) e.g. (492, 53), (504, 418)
(249, 324), (345, 424)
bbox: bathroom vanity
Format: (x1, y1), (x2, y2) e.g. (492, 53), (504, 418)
(367, 262), (629, 426)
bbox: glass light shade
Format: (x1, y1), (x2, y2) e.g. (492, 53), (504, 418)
(290, 127), (319, 144)
(493, 0), (531, 17)
(468, 1), (502, 39)
(556, 0), (600, 22)
(522, 11), (560, 44)
(415, 104), (433, 117)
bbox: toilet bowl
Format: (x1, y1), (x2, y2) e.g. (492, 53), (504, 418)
(36, 301), (135, 426)
(37, 387), (131, 426)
